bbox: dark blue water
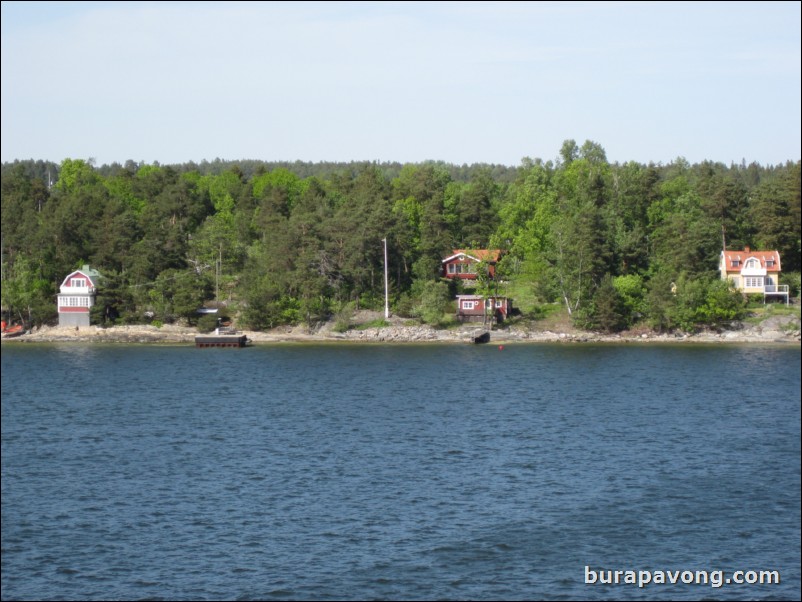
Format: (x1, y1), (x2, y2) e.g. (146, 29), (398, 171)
(2, 343), (800, 600)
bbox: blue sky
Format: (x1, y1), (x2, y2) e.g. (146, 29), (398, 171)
(2, 1), (800, 167)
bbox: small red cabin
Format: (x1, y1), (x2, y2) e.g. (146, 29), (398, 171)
(456, 295), (512, 323)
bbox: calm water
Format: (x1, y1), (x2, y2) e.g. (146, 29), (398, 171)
(2, 343), (800, 601)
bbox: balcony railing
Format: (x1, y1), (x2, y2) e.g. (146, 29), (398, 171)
(764, 285), (789, 294)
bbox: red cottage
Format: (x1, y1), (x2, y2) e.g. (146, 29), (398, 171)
(456, 295), (512, 323)
(57, 265), (102, 327)
(442, 249), (504, 281)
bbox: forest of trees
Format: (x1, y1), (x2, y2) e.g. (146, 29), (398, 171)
(1, 141), (800, 333)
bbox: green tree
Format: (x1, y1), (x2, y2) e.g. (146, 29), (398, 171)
(492, 160), (556, 298)
(147, 268), (208, 323)
(580, 273), (626, 333)
(604, 162), (657, 274)
(391, 164), (453, 282)
(649, 189), (719, 277)
(646, 268), (678, 332)
(91, 269), (136, 325)
(750, 162), (801, 272)
(546, 153), (611, 316)
(455, 168), (500, 247)
(613, 273), (647, 326)
(414, 279), (451, 326)
(1, 254), (54, 327)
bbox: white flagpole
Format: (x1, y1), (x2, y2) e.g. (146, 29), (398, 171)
(382, 238), (390, 319)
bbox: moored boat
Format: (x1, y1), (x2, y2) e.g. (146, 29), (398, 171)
(2, 324), (25, 338)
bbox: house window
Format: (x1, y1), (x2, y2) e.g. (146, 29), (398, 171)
(744, 277), (763, 288)
(730, 259), (740, 267)
(766, 259), (775, 267)
(447, 264), (456, 274)
(745, 258), (760, 269)
(461, 301), (476, 310)
(71, 278), (87, 287)
(60, 296), (90, 308)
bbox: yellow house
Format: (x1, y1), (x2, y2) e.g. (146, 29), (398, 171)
(719, 247), (788, 304)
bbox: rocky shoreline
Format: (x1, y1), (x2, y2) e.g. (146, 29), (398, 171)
(3, 314), (800, 345)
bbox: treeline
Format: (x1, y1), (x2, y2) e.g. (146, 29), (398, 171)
(1, 141), (799, 332)
(0, 158), (520, 186)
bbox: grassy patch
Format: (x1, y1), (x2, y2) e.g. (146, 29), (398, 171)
(497, 279), (538, 315)
(355, 318), (391, 330)
(743, 302), (801, 325)
(528, 303), (575, 331)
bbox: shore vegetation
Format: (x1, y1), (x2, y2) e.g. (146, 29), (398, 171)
(2, 145), (799, 336)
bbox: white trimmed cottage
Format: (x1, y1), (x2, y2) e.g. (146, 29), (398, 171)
(719, 247), (788, 304)
(57, 265), (102, 327)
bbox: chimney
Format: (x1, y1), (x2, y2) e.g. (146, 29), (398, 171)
(744, 246), (750, 253)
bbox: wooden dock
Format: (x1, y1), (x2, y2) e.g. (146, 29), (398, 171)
(195, 328), (250, 348)
(470, 329), (491, 344)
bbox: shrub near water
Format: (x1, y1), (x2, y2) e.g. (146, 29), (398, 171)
(414, 280), (452, 327)
(332, 302), (355, 333)
(197, 314), (219, 333)
(670, 277), (746, 332)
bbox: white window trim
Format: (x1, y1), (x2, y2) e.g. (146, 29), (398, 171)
(59, 296), (91, 308)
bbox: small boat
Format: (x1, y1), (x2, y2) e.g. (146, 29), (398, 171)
(2, 324), (25, 338)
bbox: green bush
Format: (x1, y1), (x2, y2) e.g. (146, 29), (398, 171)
(196, 314), (219, 333)
(784, 272), (801, 298)
(331, 302), (354, 333)
(415, 280), (451, 326)
(613, 274), (647, 325)
(393, 292), (416, 318)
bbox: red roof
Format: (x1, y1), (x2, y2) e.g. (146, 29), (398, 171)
(721, 249), (781, 273)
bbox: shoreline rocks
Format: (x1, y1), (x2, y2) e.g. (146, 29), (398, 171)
(3, 315), (800, 346)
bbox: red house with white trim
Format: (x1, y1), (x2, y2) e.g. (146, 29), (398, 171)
(456, 295), (512, 323)
(442, 249), (503, 281)
(57, 265), (102, 327)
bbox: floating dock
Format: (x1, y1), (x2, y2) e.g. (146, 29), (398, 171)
(195, 328), (250, 348)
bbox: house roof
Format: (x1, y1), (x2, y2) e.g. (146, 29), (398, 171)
(442, 249), (503, 264)
(60, 265), (103, 288)
(721, 249), (781, 272)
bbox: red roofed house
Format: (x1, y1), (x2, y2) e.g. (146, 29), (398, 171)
(57, 265), (102, 327)
(442, 249), (504, 281)
(719, 247), (788, 304)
